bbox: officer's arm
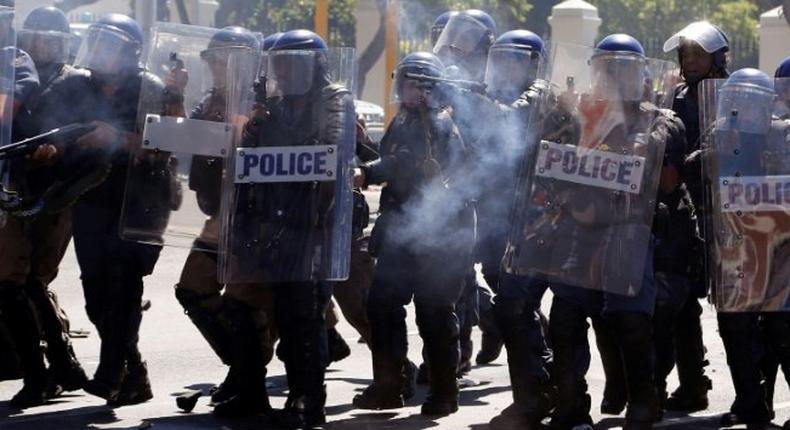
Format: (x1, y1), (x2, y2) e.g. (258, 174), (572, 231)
(11, 49), (39, 117)
(657, 111), (688, 194)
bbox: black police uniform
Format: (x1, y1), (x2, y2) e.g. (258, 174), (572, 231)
(667, 82), (714, 406)
(234, 78), (355, 426)
(72, 70), (169, 402)
(545, 102), (685, 429)
(358, 105), (474, 413)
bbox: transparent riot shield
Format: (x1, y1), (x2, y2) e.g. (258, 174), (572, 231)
(501, 42), (676, 296)
(219, 47), (357, 283)
(0, 6), (15, 226)
(120, 23), (260, 250)
(700, 77), (790, 312)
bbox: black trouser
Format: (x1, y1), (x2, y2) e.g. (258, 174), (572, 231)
(717, 312), (771, 424)
(674, 297), (709, 390)
(551, 291), (657, 427)
(492, 273), (552, 414)
(73, 202), (161, 386)
(274, 281), (332, 409)
(368, 208), (473, 400)
(653, 272), (692, 397)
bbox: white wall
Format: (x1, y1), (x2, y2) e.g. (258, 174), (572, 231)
(758, 7), (790, 74)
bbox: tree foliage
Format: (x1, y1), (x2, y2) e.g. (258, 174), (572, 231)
(216, 0), (358, 47)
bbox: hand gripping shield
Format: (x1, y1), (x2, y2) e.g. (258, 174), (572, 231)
(699, 77), (790, 311)
(120, 23), (260, 250)
(219, 48), (357, 283)
(501, 42), (676, 296)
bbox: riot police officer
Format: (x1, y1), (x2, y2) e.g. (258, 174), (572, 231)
(523, 34), (685, 429)
(352, 51), (474, 416)
(230, 29), (355, 428)
(0, 0), (53, 408)
(172, 26), (273, 417)
(432, 8), (496, 377)
(705, 68), (785, 430)
(660, 20), (728, 412)
(762, 57), (790, 428)
(70, 14), (169, 406)
(9, 5), (92, 397)
(478, 30), (556, 429)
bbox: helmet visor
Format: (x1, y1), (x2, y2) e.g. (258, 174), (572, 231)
(590, 51), (647, 101)
(18, 30), (70, 66)
(266, 50), (316, 97)
(74, 25), (139, 75)
(433, 14), (489, 58)
(716, 83), (775, 135)
(484, 47), (541, 101)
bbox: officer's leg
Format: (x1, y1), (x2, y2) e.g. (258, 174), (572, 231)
(477, 261), (504, 365)
(175, 245), (232, 364)
(608, 311), (657, 428)
(667, 297), (711, 411)
(24, 280), (87, 392)
(273, 281), (331, 427)
(456, 270), (478, 376)
(760, 313), (790, 419)
(549, 293), (594, 428)
(23, 210), (87, 392)
(325, 300), (351, 363)
(332, 235), (373, 344)
(211, 284), (272, 417)
(489, 273), (553, 429)
(353, 245), (413, 409)
(414, 270), (464, 416)
(718, 312), (771, 426)
(591, 315), (626, 415)
(652, 272), (690, 412)
(0, 281), (50, 408)
(84, 257), (147, 402)
(174, 244), (243, 401)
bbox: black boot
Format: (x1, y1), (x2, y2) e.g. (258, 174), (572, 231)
(276, 377), (327, 429)
(417, 305), (460, 416)
(669, 298), (710, 412)
(592, 317), (627, 415)
(0, 284), (50, 408)
(490, 299), (554, 429)
(174, 287), (234, 364)
(476, 308), (504, 365)
(665, 375), (711, 411)
(548, 297), (593, 429)
(609, 312), (658, 428)
(86, 269), (145, 402)
(108, 348), (153, 407)
(356, 288), (408, 410)
(213, 298), (271, 418)
(327, 327), (351, 363)
(24, 283), (87, 392)
(210, 367), (239, 404)
(402, 359), (417, 401)
(457, 323), (473, 376)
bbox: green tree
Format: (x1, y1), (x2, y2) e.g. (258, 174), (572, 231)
(216, 0), (358, 47)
